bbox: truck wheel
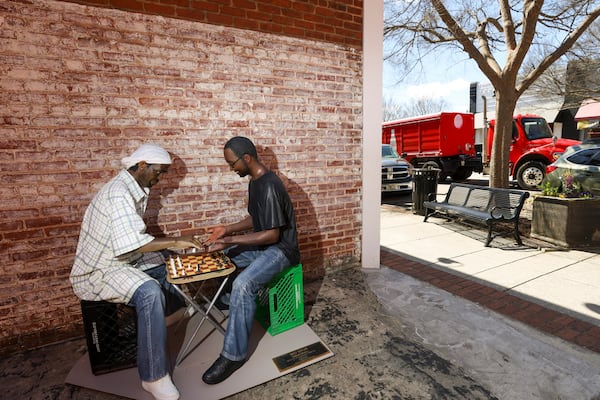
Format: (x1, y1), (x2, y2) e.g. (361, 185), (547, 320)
(516, 161), (546, 190)
(451, 168), (472, 182)
(422, 161), (446, 182)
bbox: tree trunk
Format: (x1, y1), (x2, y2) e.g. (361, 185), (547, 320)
(489, 91), (518, 189)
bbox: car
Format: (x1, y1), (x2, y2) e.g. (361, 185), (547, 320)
(381, 144), (413, 193)
(543, 139), (600, 196)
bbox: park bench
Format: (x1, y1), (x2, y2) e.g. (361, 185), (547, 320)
(423, 183), (530, 247)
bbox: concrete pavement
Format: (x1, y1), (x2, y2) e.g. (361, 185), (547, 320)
(380, 204), (600, 328)
(365, 265), (600, 400)
(375, 200), (600, 399)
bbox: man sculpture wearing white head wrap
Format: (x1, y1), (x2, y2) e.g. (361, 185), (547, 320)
(121, 143), (173, 170)
(70, 143), (202, 400)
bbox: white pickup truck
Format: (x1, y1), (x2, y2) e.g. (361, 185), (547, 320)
(381, 144), (413, 193)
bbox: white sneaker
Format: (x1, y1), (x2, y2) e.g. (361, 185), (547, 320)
(142, 374), (180, 400)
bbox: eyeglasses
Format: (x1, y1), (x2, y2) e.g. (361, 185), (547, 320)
(228, 155), (244, 167)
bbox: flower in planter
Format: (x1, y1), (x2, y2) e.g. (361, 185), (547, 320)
(539, 170), (593, 199)
(561, 171), (582, 198)
(539, 181), (560, 197)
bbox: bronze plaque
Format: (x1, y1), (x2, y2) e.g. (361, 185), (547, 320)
(272, 341), (330, 372)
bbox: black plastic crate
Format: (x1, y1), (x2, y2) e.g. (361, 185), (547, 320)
(80, 300), (137, 375)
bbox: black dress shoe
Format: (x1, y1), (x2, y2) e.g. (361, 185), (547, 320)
(202, 355), (245, 385)
(214, 296), (229, 311)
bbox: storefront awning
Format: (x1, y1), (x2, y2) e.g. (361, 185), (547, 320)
(574, 99), (600, 121)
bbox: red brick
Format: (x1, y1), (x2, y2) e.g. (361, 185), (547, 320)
(574, 331), (600, 349)
(540, 314), (578, 333)
(143, 2), (175, 15)
(556, 326), (583, 341)
(24, 217), (63, 229)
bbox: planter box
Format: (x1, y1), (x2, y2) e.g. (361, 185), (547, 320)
(531, 196), (600, 247)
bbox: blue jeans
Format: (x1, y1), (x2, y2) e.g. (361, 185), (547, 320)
(221, 245), (290, 361)
(128, 265), (183, 381)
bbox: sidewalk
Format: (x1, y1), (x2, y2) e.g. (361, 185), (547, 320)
(379, 203), (600, 354)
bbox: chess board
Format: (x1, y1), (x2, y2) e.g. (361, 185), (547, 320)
(167, 251), (235, 283)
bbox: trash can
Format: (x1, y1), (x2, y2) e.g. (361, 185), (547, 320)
(412, 168), (440, 215)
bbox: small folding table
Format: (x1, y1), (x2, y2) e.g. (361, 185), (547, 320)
(166, 251), (236, 365)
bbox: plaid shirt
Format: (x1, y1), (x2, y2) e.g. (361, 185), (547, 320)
(70, 170), (164, 303)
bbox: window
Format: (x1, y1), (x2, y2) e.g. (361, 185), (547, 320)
(522, 118), (553, 140)
(567, 148), (600, 165)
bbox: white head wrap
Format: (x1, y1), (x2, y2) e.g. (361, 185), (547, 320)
(121, 143), (172, 169)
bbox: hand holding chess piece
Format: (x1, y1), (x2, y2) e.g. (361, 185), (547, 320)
(203, 226), (228, 252)
(168, 234), (205, 251)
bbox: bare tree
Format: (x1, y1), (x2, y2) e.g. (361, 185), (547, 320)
(526, 58), (600, 110)
(385, 0), (600, 188)
(383, 96), (406, 121)
(408, 97), (450, 117)
(383, 96), (449, 121)
(524, 20), (600, 110)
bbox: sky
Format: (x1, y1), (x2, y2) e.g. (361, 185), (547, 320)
(383, 51), (487, 113)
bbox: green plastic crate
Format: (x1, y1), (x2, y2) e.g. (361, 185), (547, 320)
(255, 264), (304, 335)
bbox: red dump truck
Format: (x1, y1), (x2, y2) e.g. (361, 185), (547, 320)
(382, 112), (483, 181)
(486, 114), (580, 190)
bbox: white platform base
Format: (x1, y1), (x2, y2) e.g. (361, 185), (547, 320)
(66, 313), (332, 400)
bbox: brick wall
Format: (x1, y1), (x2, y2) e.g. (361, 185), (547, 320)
(0, 0), (364, 355)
